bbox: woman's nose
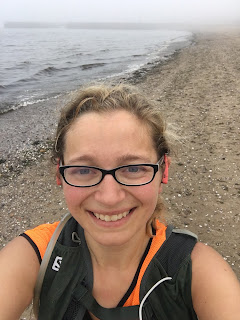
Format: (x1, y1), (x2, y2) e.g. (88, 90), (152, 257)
(93, 174), (126, 206)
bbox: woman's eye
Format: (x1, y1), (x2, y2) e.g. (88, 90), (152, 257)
(78, 168), (90, 175)
(127, 166), (140, 173)
(69, 167), (93, 175)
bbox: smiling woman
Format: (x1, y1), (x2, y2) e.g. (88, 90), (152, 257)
(0, 84), (239, 320)
(58, 108), (164, 249)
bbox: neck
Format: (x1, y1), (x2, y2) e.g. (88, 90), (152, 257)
(85, 229), (150, 270)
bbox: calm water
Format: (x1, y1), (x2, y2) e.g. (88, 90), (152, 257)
(0, 27), (192, 114)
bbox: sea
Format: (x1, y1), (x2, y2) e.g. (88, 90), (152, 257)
(0, 26), (192, 115)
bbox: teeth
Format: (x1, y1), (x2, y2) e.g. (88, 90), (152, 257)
(93, 210), (130, 222)
(104, 215), (110, 222)
(111, 215), (118, 221)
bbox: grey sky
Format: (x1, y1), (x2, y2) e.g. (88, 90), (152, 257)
(1, 0), (240, 26)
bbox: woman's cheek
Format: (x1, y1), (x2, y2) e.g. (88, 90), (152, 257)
(134, 184), (159, 207)
(62, 186), (87, 208)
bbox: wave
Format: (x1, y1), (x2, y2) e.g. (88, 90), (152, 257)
(0, 82), (24, 91)
(19, 61), (31, 66)
(67, 52), (84, 58)
(132, 54), (145, 58)
(1, 61), (108, 91)
(81, 62), (106, 70)
(5, 61), (32, 71)
(98, 48), (110, 53)
(35, 66), (61, 76)
(0, 94), (62, 115)
(0, 76), (38, 90)
(34, 63), (107, 75)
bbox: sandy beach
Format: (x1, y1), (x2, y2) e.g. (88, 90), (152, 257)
(0, 27), (240, 318)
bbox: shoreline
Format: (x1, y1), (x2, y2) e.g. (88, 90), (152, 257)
(1, 29), (240, 284)
(0, 28), (192, 115)
(0, 34), (194, 188)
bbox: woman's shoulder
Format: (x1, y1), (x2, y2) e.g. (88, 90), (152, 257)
(191, 241), (239, 279)
(191, 242), (240, 319)
(191, 241), (237, 272)
(0, 236), (40, 318)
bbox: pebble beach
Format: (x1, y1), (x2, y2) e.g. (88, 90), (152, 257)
(0, 26), (240, 318)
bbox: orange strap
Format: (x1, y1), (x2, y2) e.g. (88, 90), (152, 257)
(124, 221), (167, 306)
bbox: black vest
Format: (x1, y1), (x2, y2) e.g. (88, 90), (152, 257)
(37, 217), (198, 320)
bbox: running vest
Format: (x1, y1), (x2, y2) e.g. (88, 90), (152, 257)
(35, 215), (198, 320)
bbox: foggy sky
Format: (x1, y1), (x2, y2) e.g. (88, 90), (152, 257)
(1, 0), (240, 26)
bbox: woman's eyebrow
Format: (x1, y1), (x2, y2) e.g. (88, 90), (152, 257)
(116, 154), (152, 163)
(66, 155), (95, 164)
(66, 154), (152, 165)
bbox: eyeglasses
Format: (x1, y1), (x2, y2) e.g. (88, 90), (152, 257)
(59, 156), (164, 187)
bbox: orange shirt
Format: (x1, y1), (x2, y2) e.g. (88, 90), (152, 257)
(24, 221), (60, 260)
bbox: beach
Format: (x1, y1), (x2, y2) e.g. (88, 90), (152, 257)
(0, 27), (240, 318)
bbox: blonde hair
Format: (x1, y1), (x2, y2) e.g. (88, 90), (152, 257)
(53, 83), (171, 235)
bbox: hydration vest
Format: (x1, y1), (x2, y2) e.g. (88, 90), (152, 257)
(34, 214), (198, 320)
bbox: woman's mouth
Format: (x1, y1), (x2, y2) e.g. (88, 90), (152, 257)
(90, 209), (133, 222)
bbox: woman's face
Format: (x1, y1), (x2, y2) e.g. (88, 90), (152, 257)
(62, 110), (163, 247)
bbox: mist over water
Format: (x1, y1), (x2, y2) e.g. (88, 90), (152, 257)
(0, 27), (192, 114)
(1, 0), (240, 26)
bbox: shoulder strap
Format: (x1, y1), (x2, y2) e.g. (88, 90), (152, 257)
(172, 227), (198, 239)
(156, 225), (198, 277)
(33, 213), (71, 319)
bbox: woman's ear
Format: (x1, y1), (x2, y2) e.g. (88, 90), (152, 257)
(161, 154), (170, 184)
(56, 161), (62, 186)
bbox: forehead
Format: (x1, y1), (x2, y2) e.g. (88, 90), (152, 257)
(64, 110), (157, 164)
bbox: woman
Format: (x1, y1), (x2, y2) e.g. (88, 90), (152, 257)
(0, 84), (239, 320)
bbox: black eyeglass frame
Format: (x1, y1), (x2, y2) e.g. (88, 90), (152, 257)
(59, 156), (164, 188)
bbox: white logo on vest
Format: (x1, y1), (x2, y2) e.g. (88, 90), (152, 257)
(52, 256), (63, 271)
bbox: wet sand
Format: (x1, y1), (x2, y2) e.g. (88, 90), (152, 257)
(0, 27), (240, 319)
